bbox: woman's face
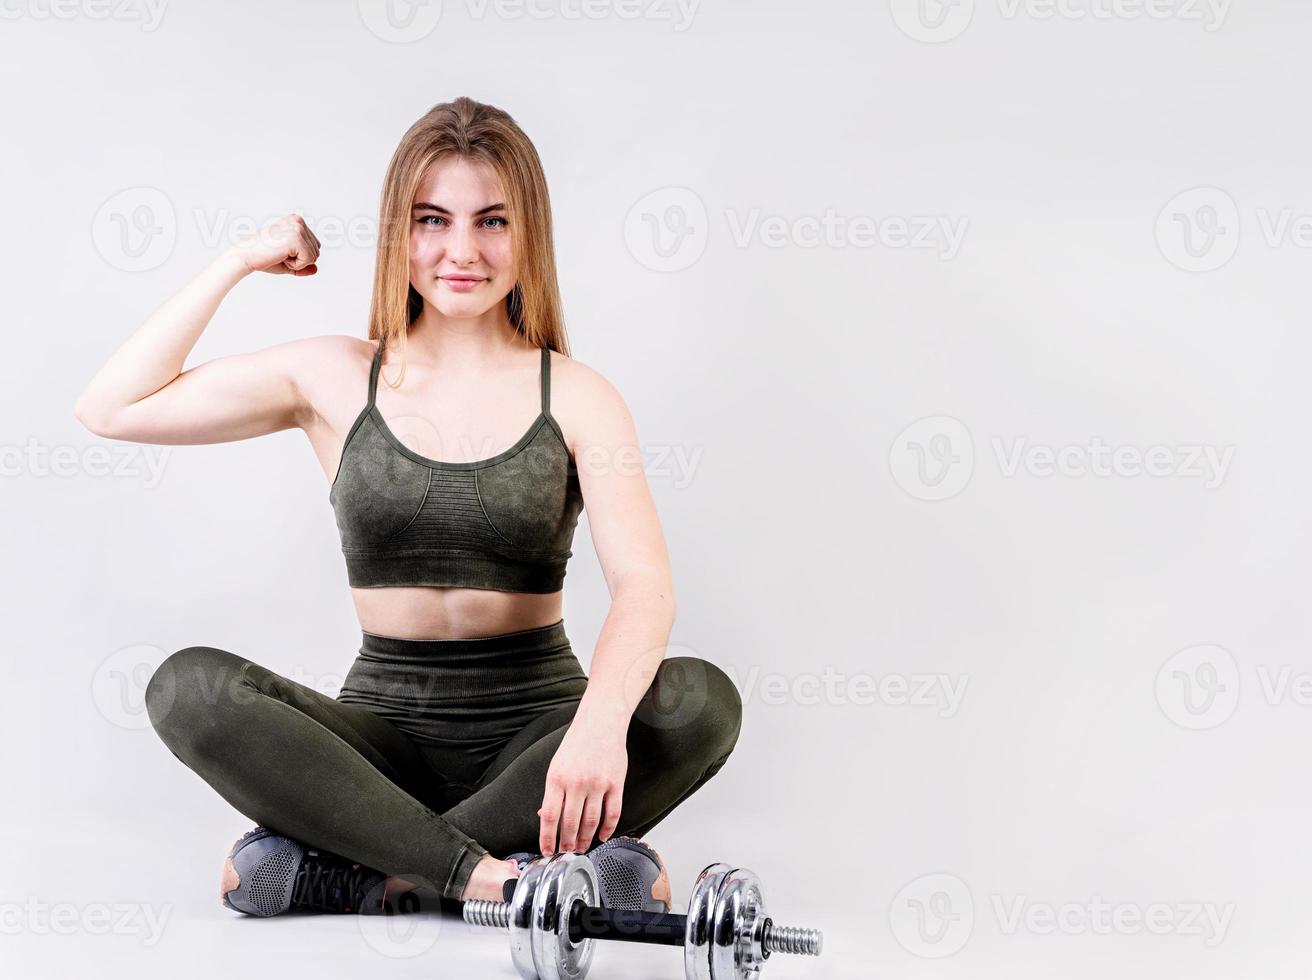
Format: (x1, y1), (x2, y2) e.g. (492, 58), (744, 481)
(408, 156), (516, 321)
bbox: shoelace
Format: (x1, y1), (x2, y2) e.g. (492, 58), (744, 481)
(290, 851), (380, 914)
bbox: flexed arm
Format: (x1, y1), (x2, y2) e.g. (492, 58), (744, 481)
(73, 214), (322, 444)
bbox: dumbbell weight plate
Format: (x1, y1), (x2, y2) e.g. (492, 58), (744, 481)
(509, 853), (599, 980)
(710, 868), (768, 980)
(684, 862), (733, 980)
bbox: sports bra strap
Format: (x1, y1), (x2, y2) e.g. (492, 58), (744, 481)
(540, 346), (551, 414)
(367, 339), (384, 409)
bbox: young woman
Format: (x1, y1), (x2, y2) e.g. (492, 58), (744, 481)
(75, 97), (742, 916)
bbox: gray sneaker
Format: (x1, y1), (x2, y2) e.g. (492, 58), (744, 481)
(220, 826), (391, 916)
(504, 837), (671, 912)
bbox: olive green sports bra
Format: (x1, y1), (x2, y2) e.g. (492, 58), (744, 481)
(329, 340), (583, 593)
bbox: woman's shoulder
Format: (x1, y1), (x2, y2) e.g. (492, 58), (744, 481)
(544, 348), (639, 452)
(546, 347), (623, 407)
(283, 334), (379, 427)
(287, 334), (377, 376)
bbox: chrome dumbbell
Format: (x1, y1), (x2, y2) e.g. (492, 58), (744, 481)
(462, 852), (823, 980)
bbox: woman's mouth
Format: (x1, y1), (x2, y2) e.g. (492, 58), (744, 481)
(440, 276), (484, 292)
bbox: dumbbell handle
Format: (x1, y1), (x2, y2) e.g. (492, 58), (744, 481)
(464, 896), (823, 956)
(570, 902), (689, 947)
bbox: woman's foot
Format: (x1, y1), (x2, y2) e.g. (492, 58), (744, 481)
(220, 826), (412, 916)
(459, 853), (522, 902)
(586, 836), (672, 912)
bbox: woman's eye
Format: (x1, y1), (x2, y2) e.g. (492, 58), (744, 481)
(414, 215), (506, 229)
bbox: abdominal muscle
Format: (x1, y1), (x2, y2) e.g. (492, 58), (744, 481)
(350, 585), (565, 641)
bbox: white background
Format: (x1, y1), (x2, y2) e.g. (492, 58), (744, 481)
(2, 0), (1308, 977)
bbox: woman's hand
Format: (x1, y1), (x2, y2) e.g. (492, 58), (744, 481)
(231, 213), (321, 276)
(538, 720), (628, 856)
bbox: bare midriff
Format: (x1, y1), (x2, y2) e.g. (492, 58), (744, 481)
(350, 585), (565, 640)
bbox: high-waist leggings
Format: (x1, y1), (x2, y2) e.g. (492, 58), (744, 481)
(143, 620), (742, 901)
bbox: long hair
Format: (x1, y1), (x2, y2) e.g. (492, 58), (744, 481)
(367, 97), (569, 386)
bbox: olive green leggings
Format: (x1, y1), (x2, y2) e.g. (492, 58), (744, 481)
(144, 620), (742, 901)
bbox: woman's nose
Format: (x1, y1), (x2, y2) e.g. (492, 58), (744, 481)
(444, 224), (479, 263)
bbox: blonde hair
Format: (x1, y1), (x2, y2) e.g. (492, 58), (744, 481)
(367, 96), (570, 386)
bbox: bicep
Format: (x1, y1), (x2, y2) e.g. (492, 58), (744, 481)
(89, 341), (310, 445)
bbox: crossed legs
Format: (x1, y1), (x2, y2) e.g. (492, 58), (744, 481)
(145, 645), (742, 902)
